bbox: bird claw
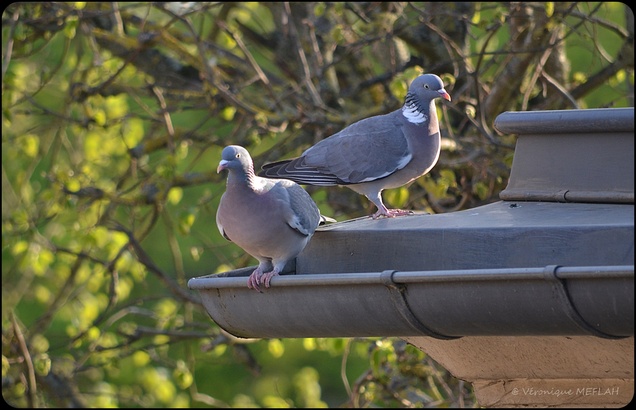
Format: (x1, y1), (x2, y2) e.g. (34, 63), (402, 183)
(371, 209), (414, 219)
(247, 269), (264, 293)
(247, 269), (279, 292)
(261, 271), (279, 288)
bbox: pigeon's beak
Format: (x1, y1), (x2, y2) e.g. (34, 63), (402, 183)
(217, 160), (229, 173)
(439, 89), (451, 101)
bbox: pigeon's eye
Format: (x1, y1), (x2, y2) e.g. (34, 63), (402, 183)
(424, 84), (430, 89)
(235, 153), (241, 158)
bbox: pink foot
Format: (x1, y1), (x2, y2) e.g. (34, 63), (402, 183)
(371, 208), (414, 219)
(261, 270), (280, 288)
(247, 268), (264, 292)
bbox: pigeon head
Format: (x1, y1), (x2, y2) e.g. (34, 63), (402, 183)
(408, 74), (452, 103)
(402, 74), (451, 124)
(217, 145), (253, 175)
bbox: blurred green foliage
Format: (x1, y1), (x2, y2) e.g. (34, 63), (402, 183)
(2, 2), (633, 408)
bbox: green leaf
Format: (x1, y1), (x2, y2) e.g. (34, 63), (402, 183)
(545, 2), (554, 17)
(173, 361), (193, 389)
(268, 339), (285, 358)
(167, 187), (183, 205)
(19, 134), (39, 158)
(178, 210), (196, 235)
(34, 354), (51, 376)
(384, 187), (409, 208)
(64, 16), (78, 39)
(314, 3), (326, 17)
(473, 181), (490, 200)
(221, 106), (237, 121)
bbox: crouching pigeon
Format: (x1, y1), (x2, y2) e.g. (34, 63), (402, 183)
(260, 73), (451, 218)
(216, 145), (331, 292)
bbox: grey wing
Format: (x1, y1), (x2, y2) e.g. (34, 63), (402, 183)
(216, 194), (232, 241)
(304, 115), (412, 184)
(276, 181), (321, 235)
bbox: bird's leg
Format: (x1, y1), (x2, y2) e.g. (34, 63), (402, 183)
(371, 209), (414, 219)
(247, 266), (266, 292)
(369, 195), (393, 219)
(387, 208), (415, 217)
(371, 208), (391, 219)
(261, 268), (281, 289)
(370, 203), (414, 219)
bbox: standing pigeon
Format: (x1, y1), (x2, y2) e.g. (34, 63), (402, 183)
(259, 73), (451, 218)
(216, 145), (325, 292)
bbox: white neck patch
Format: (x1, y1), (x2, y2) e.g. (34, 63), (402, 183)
(249, 174), (268, 192)
(402, 103), (428, 124)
